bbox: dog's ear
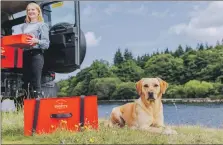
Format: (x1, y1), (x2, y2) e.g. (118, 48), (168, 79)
(136, 79), (143, 95)
(157, 77), (168, 94)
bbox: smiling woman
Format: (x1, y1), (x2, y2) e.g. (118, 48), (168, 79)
(20, 2), (50, 99)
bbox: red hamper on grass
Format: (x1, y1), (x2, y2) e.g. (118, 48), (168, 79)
(24, 96), (98, 136)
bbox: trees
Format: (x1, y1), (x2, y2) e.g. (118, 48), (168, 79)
(114, 48), (124, 66)
(173, 45), (184, 57)
(56, 42), (223, 100)
(112, 60), (144, 82)
(111, 82), (138, 100)
(144, 54), (184, 84)
(89, 77), (122, 100)
(123, 48), (134, 61)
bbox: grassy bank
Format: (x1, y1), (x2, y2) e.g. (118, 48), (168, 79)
(2, 111), (223, 144)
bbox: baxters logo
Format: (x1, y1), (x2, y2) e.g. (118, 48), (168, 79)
(54, 99), (68, 109)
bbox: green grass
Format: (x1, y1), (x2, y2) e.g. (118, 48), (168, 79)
(2, 110), (223, 144)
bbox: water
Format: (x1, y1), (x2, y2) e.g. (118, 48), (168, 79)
(2, 100), (223, 128)
(98, 102), (223, 128)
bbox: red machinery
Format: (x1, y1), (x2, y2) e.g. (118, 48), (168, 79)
(1, 34), (36, 101)
(1, 46), (23, 69)
(1, 34), (32, 69)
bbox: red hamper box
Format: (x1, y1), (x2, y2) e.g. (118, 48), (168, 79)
(24, 96), (98, 136)
(1, 46), (23, 68)
(1, 34), (34, 47)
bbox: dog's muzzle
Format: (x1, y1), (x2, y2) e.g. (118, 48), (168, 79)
(148, 92), (155, 100)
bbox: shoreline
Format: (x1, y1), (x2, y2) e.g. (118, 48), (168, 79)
(98, 98), (223, 104)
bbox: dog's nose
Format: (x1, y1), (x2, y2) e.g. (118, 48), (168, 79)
(148, 92), (154, 99)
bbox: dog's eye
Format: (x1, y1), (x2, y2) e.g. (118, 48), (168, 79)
(144, 84), (149, 87)
(154, 84), (159, 87)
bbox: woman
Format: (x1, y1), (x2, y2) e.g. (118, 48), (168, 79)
(21, 2), (50, 98)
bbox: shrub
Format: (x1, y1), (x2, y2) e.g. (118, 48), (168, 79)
(70, 81), (85, 96)
(184, 80), (214, 98)
(165, 80), (222, 99)
(112, 82), (137, 100)
(88, 77), (122, 100)
(165, 85), (185, 98)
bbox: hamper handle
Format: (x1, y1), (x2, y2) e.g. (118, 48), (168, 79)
(50, 113), (72, 118)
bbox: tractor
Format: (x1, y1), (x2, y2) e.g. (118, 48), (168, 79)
(1, 1), (86, 107)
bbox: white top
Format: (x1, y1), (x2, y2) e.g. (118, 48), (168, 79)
(23, 22), (40, 36)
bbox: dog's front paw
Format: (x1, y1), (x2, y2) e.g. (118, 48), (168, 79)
(162, 128), (177, 135)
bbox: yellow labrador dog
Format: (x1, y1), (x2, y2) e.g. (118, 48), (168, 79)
(107, 78), (177, 135)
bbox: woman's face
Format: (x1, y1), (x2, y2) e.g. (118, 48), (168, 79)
(27, 5), (39, 20)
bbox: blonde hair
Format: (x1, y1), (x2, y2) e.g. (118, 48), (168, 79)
(25, 2), (44, 23)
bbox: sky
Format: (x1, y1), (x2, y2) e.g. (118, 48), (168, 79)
(12, 1), (223, 82)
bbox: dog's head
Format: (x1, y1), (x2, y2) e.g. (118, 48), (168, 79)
(136, 77), (168, 101)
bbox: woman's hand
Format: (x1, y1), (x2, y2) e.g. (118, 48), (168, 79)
(26, 35), (39, 46)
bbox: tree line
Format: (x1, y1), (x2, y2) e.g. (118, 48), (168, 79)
(56, 40), (223, 100)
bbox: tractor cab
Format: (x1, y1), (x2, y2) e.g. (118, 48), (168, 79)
(1, 1), (86, 99)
